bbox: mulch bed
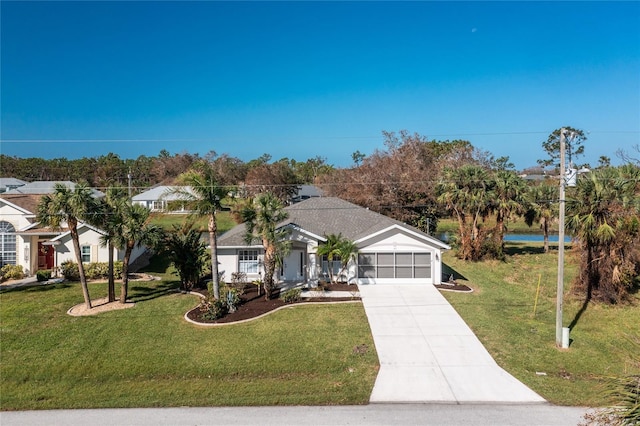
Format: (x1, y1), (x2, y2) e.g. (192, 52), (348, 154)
(434, 282), (473, 292)
(186, 283), (360, 324)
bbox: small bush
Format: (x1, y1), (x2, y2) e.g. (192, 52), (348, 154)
(85, 262), (109, 280)
(221, 286), (241, 313)
(199, 295), (228, 320)
(0, 264), (24, 282)
(280, 288), (302, 304)
(60, 261), (80, 281)
(36, 270), (52, 282)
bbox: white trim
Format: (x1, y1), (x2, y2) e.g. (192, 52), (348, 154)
(354, 224), (450, 250)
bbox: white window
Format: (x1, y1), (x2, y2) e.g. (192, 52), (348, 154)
(0, 221), (16, 266)
(321, 255), (341, 276)
(358, 252), (431, 279)
(238, 250), (259, 274)
(81, 245), (91, 263)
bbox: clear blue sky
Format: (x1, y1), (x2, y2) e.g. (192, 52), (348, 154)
(2, 1), (639, 169)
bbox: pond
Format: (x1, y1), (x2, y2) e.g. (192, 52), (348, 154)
(437, 233), (572, 243)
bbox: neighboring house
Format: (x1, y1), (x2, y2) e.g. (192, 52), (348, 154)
(217, 197), (450, 286)
(132, 186), (194, 212)
(0, 178), (28, 193)
(0, 183), (144, 275)
(290, 185), (323, 204)
(3, 180), (105, 197)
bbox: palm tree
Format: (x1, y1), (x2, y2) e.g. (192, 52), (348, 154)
(336, 238), (359, 284)
(241, 192), (290, 300)
(437, 165), (493, 260)
(566, 166), (640, 303)
(316, 234), (342, 283)
(175, 162), (228, 299)
(162, 221), (207, 292)
(94, 186), (128, 302)
(491, 170), (527, 253)
(317, 234), (359, 284)
(524, 183), (558, 253)
(111, 203), (163, 303)
(37, 183), (98, 309)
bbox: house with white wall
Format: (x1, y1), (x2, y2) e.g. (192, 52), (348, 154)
(0, 182), (144, 276)
(217, 197), (450, 286)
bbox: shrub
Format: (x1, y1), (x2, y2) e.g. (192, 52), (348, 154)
(221, 286), (241, 313)
(0, 264), (24, 282)
(198, 295), (228, 320)
(85, 262), (109, 280)
(36, 270), (52, 282)
(280, 288), (302, 304)
(60, 261), (80, 281)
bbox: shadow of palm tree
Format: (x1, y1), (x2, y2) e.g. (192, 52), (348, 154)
(0, 282), (72, 294)
(129, 281), (181, 302)
(442, 263), (469, 282)
(504, 242), (547, 256)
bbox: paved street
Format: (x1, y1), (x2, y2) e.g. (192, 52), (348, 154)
(1, 404), (587, 426)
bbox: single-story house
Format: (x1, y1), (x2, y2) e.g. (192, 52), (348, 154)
(0, 182), (144, 275)
(217, 197), (450, 286)
(132, 185), (194, 212)
(0, 178), (28, 193)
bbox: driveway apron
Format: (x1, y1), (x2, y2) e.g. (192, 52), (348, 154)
(359, 285), (546, 404)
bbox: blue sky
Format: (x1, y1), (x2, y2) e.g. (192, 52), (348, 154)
(2, 1), (639, 169)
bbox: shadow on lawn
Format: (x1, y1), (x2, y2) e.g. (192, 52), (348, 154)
(0, 282), (72, 294)
(442, 263), (469, 282)
(129, 281), (180, 302)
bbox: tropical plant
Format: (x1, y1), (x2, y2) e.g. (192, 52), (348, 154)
(436, 165), (494, 261)
(490, 170), (527, 256)
(110, 203), (163, 303)
(36, 183), (98, 309)
(94, 186), (129, 302)
(316, 234), (343, 283)
(162, 221), (208, 292)
(524, 183), (559, 253)
(241, 192), (290, 300)
(174, 161), (228, 299)
(567, 166), (640, 304)
(317, 234), (359, 283)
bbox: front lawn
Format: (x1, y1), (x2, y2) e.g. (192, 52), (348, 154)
(442, 242), (640, 406)
(0, 280), (378, 410)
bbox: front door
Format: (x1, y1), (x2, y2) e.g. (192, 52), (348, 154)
(282, 250), (305, 282)
(37, 242), (54, 270)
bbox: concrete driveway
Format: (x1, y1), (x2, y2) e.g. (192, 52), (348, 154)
(358, 284), (546, 404)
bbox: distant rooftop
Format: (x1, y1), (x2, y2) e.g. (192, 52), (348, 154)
(3, 181), (104, 197)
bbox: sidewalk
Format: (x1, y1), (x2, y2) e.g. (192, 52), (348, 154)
(359, 284), (546, 404)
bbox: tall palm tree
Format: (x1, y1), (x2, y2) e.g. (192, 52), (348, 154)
(175, 162), (228, 299)
(524, 183), (558, 253)
(95, 186), (128, 302)
(37, 183), (98, 309)
(437, 165), (493, 260)
(567, 166), (640, 303)
(491, 170), (527, 252)
(111, 203), (163, 303)
(241, 192), (290, 300)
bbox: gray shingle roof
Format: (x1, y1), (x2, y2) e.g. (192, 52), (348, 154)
(218, 197), (448, 249)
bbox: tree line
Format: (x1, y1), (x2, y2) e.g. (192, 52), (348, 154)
(12, 128), (640, 305)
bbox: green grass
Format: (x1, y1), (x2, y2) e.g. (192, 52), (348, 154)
(442, 242), (640, 406)
(0, 281), (378, 410)
(150, 211), (236, 233)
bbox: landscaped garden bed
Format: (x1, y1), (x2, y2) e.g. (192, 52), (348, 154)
(187, 282), (360, 324)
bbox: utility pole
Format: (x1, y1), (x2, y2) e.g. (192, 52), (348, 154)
(556, 129), (566, 348)
(127, 168), (133, 200)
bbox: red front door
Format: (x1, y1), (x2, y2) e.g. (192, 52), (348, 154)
(37, 242), (55, 270)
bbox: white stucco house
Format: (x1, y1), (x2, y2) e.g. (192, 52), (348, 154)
(0, 182), (145, 276)
(132, 185), (195, 212)
(217, 197), (450, 286)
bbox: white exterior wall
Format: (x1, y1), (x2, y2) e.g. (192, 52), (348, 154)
(217, 247), (265, 283)
(356, 231), (443, 285)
